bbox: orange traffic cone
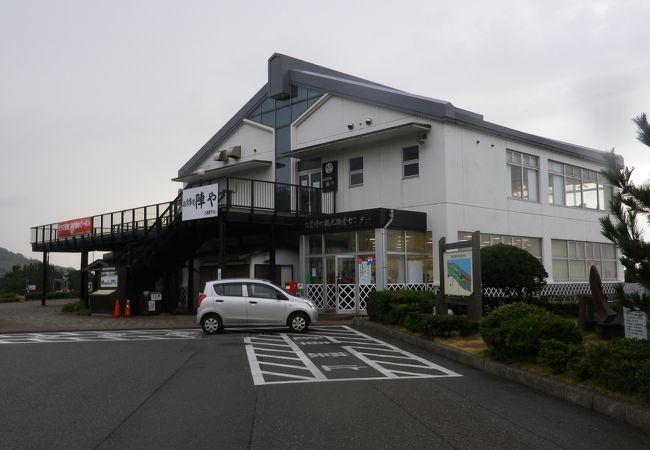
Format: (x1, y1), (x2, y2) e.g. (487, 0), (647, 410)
(113, 298), (121, 318)
(124, 299), (132, 317)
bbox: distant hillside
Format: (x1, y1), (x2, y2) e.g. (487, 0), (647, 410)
(0, 247), (38, 276)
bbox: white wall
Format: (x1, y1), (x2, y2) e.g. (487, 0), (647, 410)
(194, 120), (275, 182)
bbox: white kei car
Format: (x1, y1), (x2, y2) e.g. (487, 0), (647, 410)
(196, 278), (318, 334)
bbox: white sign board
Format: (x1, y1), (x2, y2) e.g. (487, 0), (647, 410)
(100, 270), (118, 288)
(182, 184), (219, 221)
(443, 250), (473, 297)
(624, 308), (648, 340)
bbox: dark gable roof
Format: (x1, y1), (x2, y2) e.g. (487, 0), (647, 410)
(178, 53), (614, 178)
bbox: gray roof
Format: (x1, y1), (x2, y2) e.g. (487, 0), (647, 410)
(178, 53), (616, 178)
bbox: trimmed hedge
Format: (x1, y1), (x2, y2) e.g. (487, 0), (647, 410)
(61, 301), (92, 316)
(413, 314), (479, 337)
(569, 338), (650, 402)
(366, 290), (434, 325)
(538, 339), (584, 374)
(480, 303), (582, 362)
(367, 290), (478, 337)
(26, 290), (80, 300)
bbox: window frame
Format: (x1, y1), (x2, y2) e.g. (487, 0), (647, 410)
(548, 160), (612, 211)
(551, 239), (617, 281)
(349, 156), (364, 187)
(402, 146), (419, 178)
(506, 149), (539, 202)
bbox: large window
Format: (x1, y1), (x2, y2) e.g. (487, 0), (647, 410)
(349, 157), (363, 186)
(386, 230), (433, 284)
(246, 87), (323, 185)
(403, 146), (419, 177)
(507, 150), (539, 201)
(458, 231), (542, 261)
(548, 161), (612, 210)
(551, 239), (617, 281)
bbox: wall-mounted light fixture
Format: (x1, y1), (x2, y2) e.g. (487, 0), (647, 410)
(365, 118), (372, 125)
(347, 123), (354, 130)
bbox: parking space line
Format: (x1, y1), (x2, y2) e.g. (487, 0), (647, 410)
(245, 326), (462, 385)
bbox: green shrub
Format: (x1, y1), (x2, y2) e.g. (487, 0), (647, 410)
(569, 338), (650, 400)
(366, 291), (434, 325)
(480, 303), (582, 362)
(61, 300), (91, 316)
(418, 315), (479, 338)
(27, 290), (80, 300)
(481, 244), (547, 300)
(538, 339), (584, 374)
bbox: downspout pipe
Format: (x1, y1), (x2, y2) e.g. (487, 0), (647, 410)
(381, 209), (395, 290)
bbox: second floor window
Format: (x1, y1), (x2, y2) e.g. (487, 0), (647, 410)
(548, 161), (612, 210)
(403, 146), (419, 177)
(349, 157), (363, 186)
(507, 150), (539, 201)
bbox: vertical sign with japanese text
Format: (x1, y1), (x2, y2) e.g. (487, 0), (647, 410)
(182, 184), (219, 221)
(322, 161), (338, 192)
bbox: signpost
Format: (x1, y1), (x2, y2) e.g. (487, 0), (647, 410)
(436, 231), (482, 321)
(623, 308), (648, 340)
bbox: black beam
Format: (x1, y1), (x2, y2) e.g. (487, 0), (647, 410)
(188, 257), (194, 313)
(80, 251), (89, 308)
(41, 252), (47, 306)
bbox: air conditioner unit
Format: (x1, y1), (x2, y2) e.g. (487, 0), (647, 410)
(214, 150), (228, 162)
(226, 145), (241, 159)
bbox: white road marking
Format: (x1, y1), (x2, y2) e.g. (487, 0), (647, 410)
(245, 325), (462, 385)
(0, 329), (201, 344)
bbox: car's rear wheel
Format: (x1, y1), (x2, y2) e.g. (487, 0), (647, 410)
(201, 313), (223, 335)
(288, 312), (310, 333)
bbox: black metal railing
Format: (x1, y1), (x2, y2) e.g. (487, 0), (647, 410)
(220, 177), (334, 215)
(30, 178), (334, 246)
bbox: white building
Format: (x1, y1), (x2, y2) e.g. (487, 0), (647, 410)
(173, 53), (621, 312)
(31, 53), (622, 313)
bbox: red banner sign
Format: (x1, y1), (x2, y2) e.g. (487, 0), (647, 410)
(57, 217), (92, 238)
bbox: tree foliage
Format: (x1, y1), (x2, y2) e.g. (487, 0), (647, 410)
(0, 262), (66, 294)
(600, 113), (650, 294)
(480, 243), (547, 300)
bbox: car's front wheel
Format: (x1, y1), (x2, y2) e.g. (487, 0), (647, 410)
(288, 312), (310, 333)
(201, 313), (223, 335)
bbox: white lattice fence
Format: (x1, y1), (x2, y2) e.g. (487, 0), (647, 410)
(306, 284), (324, 309)
(482, 283), (619, 299)
(326, 285), (336, 308)
(337, 284), (356, 311)
(358, 284), (376, 311)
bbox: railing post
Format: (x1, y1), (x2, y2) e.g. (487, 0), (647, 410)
(132, 209), (136, 236)
(120, 211), (124, 240)
(48, 224), (53, 243)
(100, 215), (104, 241)
(250, 179), (255, 214)
(143, 207), (147, 235)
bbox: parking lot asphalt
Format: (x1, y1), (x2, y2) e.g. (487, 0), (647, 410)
(0, 299), (352, 333)
(3, 298), (650, 434)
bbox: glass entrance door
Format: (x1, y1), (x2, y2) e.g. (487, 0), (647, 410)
(335, 255), (357, 313)
(298, 162), (322, 214)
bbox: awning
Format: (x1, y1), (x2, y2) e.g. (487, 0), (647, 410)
(172, 159), (273, 184)
(284, 122), (431, 159)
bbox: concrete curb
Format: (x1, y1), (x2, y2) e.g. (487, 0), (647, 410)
(353, 317), (650, 432)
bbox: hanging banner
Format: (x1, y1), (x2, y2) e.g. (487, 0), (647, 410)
(182, 184), (219, 221)
(57, 217), (92, 238)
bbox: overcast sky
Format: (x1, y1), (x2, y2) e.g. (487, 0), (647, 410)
(1, 0), (649, 268)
